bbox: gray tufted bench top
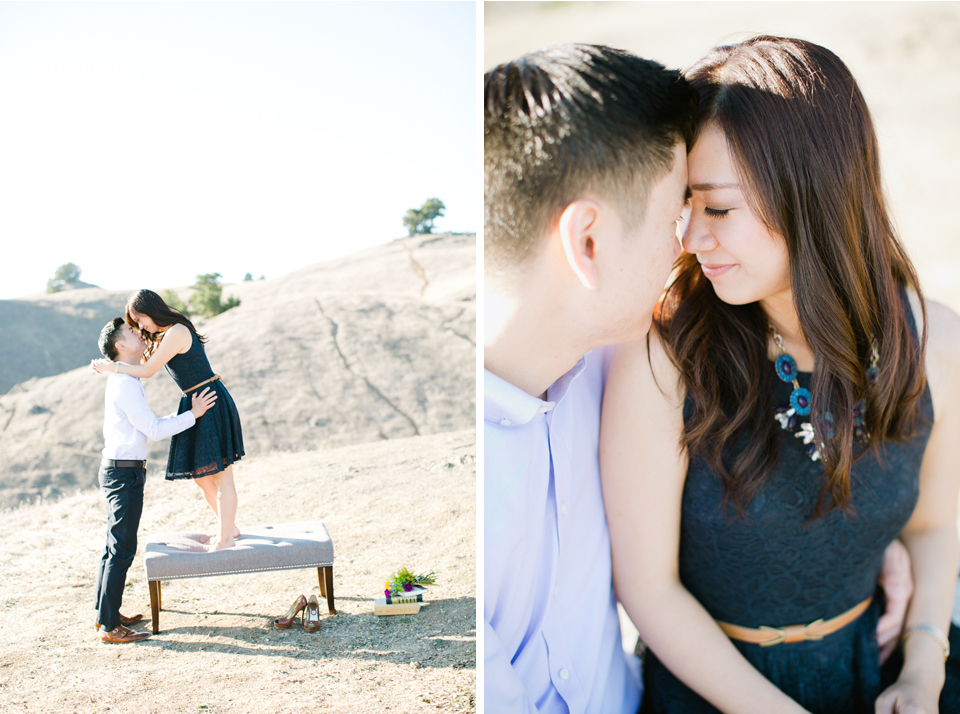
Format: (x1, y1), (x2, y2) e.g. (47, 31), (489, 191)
(144, 521), (334, 580)
(142, 521), (335, 633)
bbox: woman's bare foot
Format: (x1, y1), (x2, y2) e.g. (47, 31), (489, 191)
(206, 527), (241, 547)
(207, 537), (235, 552)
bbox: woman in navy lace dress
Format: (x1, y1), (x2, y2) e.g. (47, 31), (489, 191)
(601, 37), (960, 713)
(92, 289), (244, 551)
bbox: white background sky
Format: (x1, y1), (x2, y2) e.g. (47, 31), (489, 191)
(0, 2), (476, 299)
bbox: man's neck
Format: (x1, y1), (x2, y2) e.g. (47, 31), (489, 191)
(116, 355), (142, 367)
(485, 279), (590, 399)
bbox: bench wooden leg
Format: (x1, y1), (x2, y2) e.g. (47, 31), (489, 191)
(149, 581), (162, 634)
(317, 566), (336, 614)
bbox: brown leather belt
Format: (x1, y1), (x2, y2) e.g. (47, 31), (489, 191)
(102, 459), (147, 469)
(717, 596), (872, 646)
(182, 375), (220, 394)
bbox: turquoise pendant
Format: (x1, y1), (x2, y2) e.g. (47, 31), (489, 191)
(789, 387), (811, 415)
(775, 354), (798, 383)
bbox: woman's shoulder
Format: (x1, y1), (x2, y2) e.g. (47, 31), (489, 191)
(907, 291), (960, 359)
(607, 327), (684, 406)
(166, 322), (192, 335)
(164, 322), (195, 350)
(907, 290), (960, 415)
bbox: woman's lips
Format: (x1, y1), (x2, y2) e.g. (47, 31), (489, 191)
(699, 263), (735, 278)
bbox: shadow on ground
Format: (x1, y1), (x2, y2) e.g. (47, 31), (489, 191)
(144, 596), (476, 669)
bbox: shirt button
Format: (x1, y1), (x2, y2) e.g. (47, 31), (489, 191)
(560, 502), (567, 514)
(559, 669), (570, 680)
(500, 419), (512, 426)
(554, 585), (559, 596)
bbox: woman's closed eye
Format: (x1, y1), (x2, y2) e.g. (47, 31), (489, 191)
(704, 207), (731, 218)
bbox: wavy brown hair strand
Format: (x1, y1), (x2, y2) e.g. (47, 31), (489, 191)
(658, 36), (926, 516)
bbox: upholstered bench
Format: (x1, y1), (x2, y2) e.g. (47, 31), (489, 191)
(143, 521), (335, 634)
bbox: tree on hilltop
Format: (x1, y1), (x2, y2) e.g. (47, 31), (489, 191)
(189, 273), (241, 318)
(46, 263), (82, 293)
(402, 198), (445, 236)
(162, 290), (191, 317)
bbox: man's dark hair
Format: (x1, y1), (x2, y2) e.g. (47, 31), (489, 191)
(484, 44), (696, 270)
(98, 317), (126, 361)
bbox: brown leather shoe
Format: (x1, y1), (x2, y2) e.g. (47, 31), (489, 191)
(98, 624), (150, 644)
(94, 613), (144, 630)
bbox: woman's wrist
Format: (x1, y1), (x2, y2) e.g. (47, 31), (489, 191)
(899, 633), (947, 690)
(903, 625), (950, 661)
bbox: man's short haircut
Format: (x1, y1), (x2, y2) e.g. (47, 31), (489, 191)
(98, 317), (126, 361)
(484, 44), (696, 269)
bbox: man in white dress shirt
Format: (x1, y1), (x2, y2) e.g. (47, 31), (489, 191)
(484, 44), (696, 713)
(484, 43), (915, 713)
(94, 317), (216, 643)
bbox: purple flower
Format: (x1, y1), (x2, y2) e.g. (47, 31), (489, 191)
(384, 588), (391, 597)
(403, 582), (413, 592)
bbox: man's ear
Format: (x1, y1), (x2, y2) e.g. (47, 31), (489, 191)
(558, 199), (600, 290)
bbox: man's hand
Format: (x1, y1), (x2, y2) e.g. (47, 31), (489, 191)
(190, 387), (218, 418)
(90, 358), (114, 375)
(878, 539), (914, 664)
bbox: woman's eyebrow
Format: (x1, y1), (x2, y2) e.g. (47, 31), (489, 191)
(691, 182), (740, 191)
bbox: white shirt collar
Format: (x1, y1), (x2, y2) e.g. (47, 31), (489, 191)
(483, 356), (586, 427)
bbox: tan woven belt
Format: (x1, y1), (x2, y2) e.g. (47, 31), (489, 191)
(717, 595), (872, 646)
(182, 375), (221, 395)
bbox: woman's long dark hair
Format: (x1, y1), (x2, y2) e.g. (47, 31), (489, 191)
(658, 36), (927, 515)
(125, 289), (206, 362)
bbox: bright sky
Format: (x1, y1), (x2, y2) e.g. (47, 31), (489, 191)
(0, 2), (476, 299)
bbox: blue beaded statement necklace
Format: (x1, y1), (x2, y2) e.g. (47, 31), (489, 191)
(769, 324), (879, 462)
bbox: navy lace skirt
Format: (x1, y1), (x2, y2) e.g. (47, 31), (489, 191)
(165, 379), (244, 480)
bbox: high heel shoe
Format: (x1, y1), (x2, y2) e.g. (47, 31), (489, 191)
(303, 595), (321, 633)
(274, 595), (307, 629)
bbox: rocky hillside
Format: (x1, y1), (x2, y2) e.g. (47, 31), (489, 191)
(0, 233), (475, 507)
(0, 288), (128, 395)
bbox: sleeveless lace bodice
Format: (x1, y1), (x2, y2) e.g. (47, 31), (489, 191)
(643, 294), (934, 714)
(678, 363), (933, 628)
(164, 330), (215, 390)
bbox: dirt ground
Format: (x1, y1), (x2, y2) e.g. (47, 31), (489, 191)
(0, 430), (476, 714)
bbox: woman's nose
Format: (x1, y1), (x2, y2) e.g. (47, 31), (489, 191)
(681, 214), (719, 254)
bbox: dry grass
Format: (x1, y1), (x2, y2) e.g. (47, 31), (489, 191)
(0, 430), (476, 714)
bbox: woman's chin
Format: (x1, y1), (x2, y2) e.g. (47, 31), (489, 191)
(710, 284), (761, 306)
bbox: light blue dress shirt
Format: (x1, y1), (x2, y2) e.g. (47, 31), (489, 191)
(484, 347), (641, 714)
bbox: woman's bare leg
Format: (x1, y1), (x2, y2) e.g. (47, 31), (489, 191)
(195, 470), (240, 544)
(194, 475), (219, 515)
(208, 465), (238, 552)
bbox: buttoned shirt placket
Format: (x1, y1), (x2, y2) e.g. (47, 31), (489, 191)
(540, 360), (588, 712)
